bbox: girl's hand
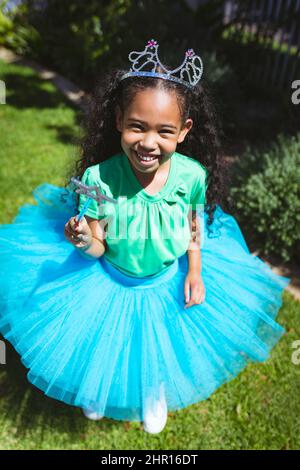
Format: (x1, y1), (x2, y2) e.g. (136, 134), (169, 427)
(184, 271), (205, 309)
(64, 216), (93, 249)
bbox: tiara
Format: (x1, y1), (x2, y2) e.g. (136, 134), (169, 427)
(120, 39), (203, 89)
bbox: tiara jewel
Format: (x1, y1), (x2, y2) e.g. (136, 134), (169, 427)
(120, 39), (203, 89)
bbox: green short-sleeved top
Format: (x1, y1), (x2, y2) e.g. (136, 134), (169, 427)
(78, 151), (208, 277)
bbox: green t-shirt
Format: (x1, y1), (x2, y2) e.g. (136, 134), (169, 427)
(77, 151), (208, 277)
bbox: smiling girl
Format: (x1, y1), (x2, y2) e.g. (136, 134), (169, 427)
(0, 40), (290, 435)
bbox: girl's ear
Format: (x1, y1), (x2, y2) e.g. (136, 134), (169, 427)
(177, 118), (193, 144)
(115, 106), (123, 132)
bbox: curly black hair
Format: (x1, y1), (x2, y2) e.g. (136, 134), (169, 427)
(69, 65), (231, 235)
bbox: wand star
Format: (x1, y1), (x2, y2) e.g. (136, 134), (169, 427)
(70, 177), (118, 224)
(70, 177), (118, 204)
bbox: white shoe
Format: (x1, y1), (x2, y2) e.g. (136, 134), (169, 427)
(143, 383), (168, 434)
(82, 408), (104, 421)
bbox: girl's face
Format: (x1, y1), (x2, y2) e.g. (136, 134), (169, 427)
(116, 87), (193, 175)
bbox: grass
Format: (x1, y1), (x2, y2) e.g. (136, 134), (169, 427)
(0, 58), (81, 224)
(0, 58), (300, 450)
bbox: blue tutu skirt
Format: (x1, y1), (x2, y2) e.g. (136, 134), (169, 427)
(0, 183), (290, 422)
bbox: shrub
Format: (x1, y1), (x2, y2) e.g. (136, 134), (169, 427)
(0, 1), (41, 55)
(229, 133), (300, 263)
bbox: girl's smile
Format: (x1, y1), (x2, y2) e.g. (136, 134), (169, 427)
(132, 149), (162, 167)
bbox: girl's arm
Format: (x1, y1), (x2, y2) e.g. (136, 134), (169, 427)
(187, 210), (202, 274)
(184, 210), (205, 308)
(187, 249), (201, 274)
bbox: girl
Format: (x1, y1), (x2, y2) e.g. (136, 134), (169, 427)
(0, 40), (290, 435)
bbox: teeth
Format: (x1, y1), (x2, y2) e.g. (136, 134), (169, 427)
(137, 152), (158, 162)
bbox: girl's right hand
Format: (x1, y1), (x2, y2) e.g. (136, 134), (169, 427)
(64, 216), (93, 249)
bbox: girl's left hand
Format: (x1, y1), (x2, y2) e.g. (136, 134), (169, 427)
(184, 271), (205, 309)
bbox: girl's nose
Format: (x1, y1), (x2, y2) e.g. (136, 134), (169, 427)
(140, 133), (157, 150)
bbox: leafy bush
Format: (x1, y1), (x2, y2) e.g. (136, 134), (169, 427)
(0, 2), (13, 45)
(0, 0), (41, 55)
(229, 133), (300, 263)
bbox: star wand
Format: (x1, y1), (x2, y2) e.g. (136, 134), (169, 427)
(70, 177), (118, 227)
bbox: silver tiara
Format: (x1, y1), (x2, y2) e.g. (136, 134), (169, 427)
(120, 39), (203, 89)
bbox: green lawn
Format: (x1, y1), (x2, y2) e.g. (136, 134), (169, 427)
(0, 58), (81, 224)
(0, 58), (300, 450)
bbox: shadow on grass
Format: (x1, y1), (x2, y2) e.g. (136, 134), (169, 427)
(1, 63), (85, 148)
(0, 340), (119, 443)
(46, 123), (82, 146)
(2, 71), (69, 110)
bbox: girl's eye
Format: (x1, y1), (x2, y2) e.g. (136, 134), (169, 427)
(129, 125), (172, 134)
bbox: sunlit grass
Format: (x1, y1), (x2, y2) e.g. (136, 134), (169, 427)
(0, 59), (81, 223)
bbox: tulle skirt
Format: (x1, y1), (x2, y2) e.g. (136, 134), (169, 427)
(0, 183), (290, 421)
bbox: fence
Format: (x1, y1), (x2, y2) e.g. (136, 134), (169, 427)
(222, 0), (300, 90)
